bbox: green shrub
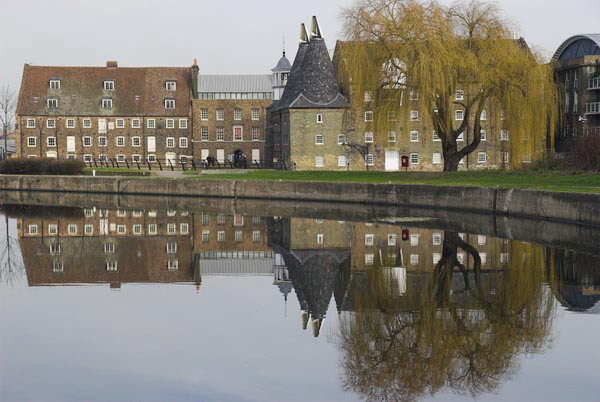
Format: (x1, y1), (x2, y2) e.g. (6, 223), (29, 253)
(0, 158), (84, 175)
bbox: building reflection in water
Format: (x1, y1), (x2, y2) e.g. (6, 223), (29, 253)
(8, 204), (600, 399)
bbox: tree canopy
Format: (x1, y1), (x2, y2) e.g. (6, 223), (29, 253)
(339, 0), (557, 170)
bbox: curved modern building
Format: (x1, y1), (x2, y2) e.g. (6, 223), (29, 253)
(552, 34), (600, 153)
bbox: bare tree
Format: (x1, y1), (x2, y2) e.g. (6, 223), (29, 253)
(0, 85), (17, 159)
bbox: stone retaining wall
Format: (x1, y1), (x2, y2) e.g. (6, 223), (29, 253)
(1, 175), (599, 227)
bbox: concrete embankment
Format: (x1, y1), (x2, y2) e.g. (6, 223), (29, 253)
(0, 175), (599, 227)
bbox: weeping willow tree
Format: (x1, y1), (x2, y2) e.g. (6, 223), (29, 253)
(337, 232), (556, 401)
(339, 0), (557, 171)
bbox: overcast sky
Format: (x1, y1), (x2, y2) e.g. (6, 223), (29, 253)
(1, 0), (599, 90)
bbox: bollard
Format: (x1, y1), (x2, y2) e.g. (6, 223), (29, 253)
(92, 170), (96, 177)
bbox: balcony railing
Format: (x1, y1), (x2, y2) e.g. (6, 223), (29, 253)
(589, 78), (600, 90)
(585, 102), (600, 115)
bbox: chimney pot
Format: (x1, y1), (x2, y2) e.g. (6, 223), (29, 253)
(106, 60), (118, 68)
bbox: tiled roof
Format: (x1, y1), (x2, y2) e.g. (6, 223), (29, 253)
(198, 74), (272, 93)
(17, 63), (193, 117)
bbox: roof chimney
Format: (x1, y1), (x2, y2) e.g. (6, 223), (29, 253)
(310, 16), (323, 39)
(192, 57), (199, 99)
(300, 23), (309, 44)
(106, 60), (118, 68)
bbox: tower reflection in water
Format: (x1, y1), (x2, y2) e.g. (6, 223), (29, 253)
(10, 204), (600, 400)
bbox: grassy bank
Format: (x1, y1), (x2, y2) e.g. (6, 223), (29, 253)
(189, 169), (600, 193)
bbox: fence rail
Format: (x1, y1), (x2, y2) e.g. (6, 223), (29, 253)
(82, 158), (271, 171)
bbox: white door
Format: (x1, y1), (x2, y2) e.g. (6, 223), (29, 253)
(385, 150), (400, 171)
(201, 149), (209, 161)
(98, 119), (107, 134)
(147, 136), (156, 152)
(66, 136), (76, 153)
(252, 149), (260, 163)
(217, 149), (225, 163)
(165, 152), (176, 164)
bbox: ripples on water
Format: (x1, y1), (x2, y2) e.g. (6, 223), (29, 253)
(0, 196), (599, 402)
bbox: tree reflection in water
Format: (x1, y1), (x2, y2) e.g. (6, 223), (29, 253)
(338, 231), (555, 402)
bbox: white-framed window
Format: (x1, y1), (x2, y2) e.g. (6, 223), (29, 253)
(52, 261), (64, 273)
(133, 224), (142, 235)
(101, 98), (113, 109)
(388, 131), (396, 142)
(455, 89), (464, 100)
(365, 153), (374, 166)
(455, 110), (464, 120)
(364, 111), (373, 122)
(233, 109), (242, 120)
(315, 155), (324, 168)
(365, 234), (374, 247)
(164, 99), (176, 109)
(478, 152), (487, 164)
(500, 130), (509, 141)
(316, 233), (324, 245)
(216, 127), (224, 141)
(180, 223), (189, 235)
(104, 80), (115, 91)
(98, 136), (107, 147)
(49, 242), (61, 255)
(26, 118), (35, 128)
(409, 130), (419, 142)
(216, 231), (225, 242)
(338, 134), (346, 144)
(432, 152), (442, 164)
(480, 109), (487, 120)
(216, 109), (224, 120)
(148, 224), (157, 235)
(47, 137), (56, 147)
(480, 253), (487, 265)
(252, 231), (261, 243)
(106, 261), (118, 271)
(28, 224), (38, 235)
(252, 127), (260, 141)
(83, 118), (92, 128)
(502, 151), (510, 163)
(166, 242), (177, 254)
(433, 253), (442, 265)
(388, 234), (397, 246)
(116, 154), (126, 162)
(252, 108), (260, 120)
(480, 130), (487, 141)
(364, 91), (372, 102)
(179, 137), (188, 148)
(477, 235), (487, 245)
(365, 253), (375, 266)
(179, 119), (188, 129)
(116, 136), (125, 147)
(117, 210), (126, 217)
(315, 134), (324, 145)
(83, 154), (92, 162)
(99, 153), (107, 162)
(48, 224), (58, 235)
(166, 80), (176, 91)
(201, 127), (209, 141)
(432, 233), (442, 245)
(166, 137), (175, 148)
(113, 118), (123, 129)
(47, 119), (56, 128)
(410, 254), (419, 265)
(146, 154), (155, 162)
(104, 243), (115, 254)
(131, 136), (141, 147)
(338, 155), (347, 167)
(117, 225), (126, 234)
(68, 224), (77, 235)
(147, 119), (156, 129)
(410, 152), (419, 164)
(166, 119), (175, 129)
(200, 108), (209, 120)
(500, 252), (509, 264)
(432, 130), (441, 142)
(49, 79), (60, 90)
(47, 98), (58, 108)
(84, 224), (94, 235)
(409, 90), (419, 100)
(66, 119), (75, 128)
(410, 110), (419, 121)
(233, 126), (243, 141)
(364, 131), (374, 143)
(457, 132), (464, 141)
(132, 118), (141, 128)
(316, 113), (323, 123)
(235, 231), (243, 243)
(166, 222), (176, 234)
(131, 154), (141, 162)
(410, 234), (420, 246)
(27, 137), (37, 147)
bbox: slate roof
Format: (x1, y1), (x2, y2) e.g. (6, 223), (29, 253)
(198, 74), (272, 93)
(271, 37), (349, 111)
(272, 52), (292, 72)
(17, 63), (193, 117)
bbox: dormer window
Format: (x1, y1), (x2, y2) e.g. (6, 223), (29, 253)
(102, 98), (113, 109)
(165, 99), (176, 109)
(49, 80), (60, 90)
(104, 80), (115, 91)
(166, 81), (176, 91)
(47, 98), (58, 109)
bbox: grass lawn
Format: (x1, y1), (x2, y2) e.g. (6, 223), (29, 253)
(187, 169), (600, 193)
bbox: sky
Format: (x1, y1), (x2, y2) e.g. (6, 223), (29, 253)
(1, 0), (599, 91)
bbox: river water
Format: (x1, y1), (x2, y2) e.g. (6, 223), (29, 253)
(0, 194), (599, 401)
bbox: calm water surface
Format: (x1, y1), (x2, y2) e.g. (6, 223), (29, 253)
(0, 198), (599, 402)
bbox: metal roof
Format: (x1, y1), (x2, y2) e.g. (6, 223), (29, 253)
(198, 74), (272, 93)
(552, 34), (600, 62)
(200, 257), (275, 276)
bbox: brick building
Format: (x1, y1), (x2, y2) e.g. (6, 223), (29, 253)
(552, 34), (600, 153)
(15, 60), (196, 164)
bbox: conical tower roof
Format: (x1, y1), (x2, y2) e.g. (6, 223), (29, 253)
(272, 52), (292, 73)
